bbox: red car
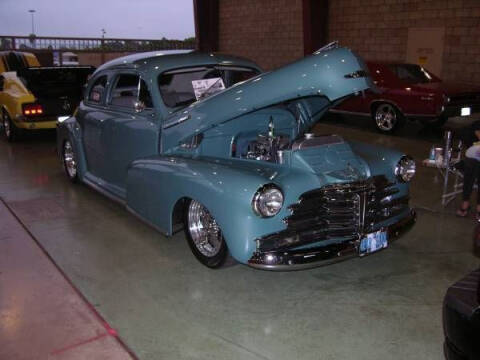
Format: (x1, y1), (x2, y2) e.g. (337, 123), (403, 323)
(331, 62), (480, 133)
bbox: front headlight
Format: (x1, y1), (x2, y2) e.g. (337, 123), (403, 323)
(395, 155), (416, 182)
(252, 184), (284, 217)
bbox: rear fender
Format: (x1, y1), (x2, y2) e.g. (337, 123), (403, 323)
(56, 117), (88, 180)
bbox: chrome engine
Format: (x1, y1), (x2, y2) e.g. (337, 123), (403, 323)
(244, 134), (290, 162)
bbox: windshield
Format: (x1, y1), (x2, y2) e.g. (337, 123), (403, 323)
(388, 64), (436, 84)
(158, 66), (260, 108)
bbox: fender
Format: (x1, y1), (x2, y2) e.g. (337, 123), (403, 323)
(126, 155), (322, 263)
(349, 140), (409, 196)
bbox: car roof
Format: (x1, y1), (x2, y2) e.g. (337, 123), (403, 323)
(93, 50), (262, 75)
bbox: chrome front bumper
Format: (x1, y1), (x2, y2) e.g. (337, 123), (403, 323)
(248, 209), (416, 271)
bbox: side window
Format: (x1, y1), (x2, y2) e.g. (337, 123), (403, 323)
(0, 76), (4, 91)
(88, 75), (108, 104)
(110, 73), (153, 109)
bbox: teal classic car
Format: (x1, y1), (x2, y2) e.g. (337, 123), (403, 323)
(57, 45), (416, 270)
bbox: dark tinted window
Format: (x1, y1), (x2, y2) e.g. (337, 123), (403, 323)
(110, 74), (153, 109)
(88, 75), (108, 103)
(388, 64), (434, 84)
(6, 52), (28, 72)
(158, 66), (259, 108)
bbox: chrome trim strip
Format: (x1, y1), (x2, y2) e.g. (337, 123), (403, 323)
(163, 114), (191, 129)
(291, 134), (344, 151)
(248, 209), (416, 271)
(82, 176), (126, 206)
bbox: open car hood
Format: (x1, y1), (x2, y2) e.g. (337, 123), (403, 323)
(162, 46), (373, 148)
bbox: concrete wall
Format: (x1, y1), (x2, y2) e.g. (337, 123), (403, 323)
(218, 0), (304, 71)
(328, 0), (480, 83)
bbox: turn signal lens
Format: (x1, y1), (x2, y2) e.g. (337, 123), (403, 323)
(22, 103), (44, 117)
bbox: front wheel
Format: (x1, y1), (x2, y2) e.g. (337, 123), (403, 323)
(373, 103), (404, 134)
(62, 140), (78, 182)
(184, 199), (228, 268)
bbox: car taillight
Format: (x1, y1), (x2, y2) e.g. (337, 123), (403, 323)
(22, 103), (44, 116)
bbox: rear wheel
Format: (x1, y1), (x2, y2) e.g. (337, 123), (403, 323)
(62, 140), (78, 182)
(372, 103), (404, 134)
(2, 110), (20, 142)
(184, 199), (228, 268)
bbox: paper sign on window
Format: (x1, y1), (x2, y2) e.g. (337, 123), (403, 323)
(192, 78), (225, 100)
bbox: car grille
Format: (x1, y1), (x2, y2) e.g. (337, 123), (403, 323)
(257, 176), (409, 252)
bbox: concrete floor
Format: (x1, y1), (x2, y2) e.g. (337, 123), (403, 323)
(0, 116), (479, 360)
(0, 199), (135, 360)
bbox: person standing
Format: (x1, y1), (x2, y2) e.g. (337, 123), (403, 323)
(457, 121), (480, 219)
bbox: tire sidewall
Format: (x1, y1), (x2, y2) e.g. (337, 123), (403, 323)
(184, 199), (228, 268)
(3, 111), (15, 142)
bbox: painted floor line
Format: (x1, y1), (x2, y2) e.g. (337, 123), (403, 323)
(0, 196), (139, 360)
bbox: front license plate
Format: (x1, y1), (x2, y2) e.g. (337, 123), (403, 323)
(461, 107), (471, 116)
(359, 230), (388, 255)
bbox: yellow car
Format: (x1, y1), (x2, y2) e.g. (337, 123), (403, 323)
(0, 51), (94, 141)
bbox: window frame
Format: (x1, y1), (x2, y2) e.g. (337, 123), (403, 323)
(107, 70), (154, 113)
(85, 72), (110, 106)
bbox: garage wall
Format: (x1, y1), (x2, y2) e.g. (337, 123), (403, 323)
(329, 0), (480, 84)
(218, 0), (304, 70)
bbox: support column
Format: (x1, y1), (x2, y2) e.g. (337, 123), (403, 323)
(303, 0), (329, 56)
(193, 0), (219, 52)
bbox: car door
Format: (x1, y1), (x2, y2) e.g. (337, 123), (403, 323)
(79, 73), (111, 180)
(100, 71), (159, 192)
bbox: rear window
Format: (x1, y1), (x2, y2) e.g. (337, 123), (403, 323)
(158, 66), (259, 108)
(88, 75), (108, 103)
(388, 64), (434, 84)
(17, 66), (94, 99)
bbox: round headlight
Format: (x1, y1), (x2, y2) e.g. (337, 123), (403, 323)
(252, 185), (284, 217)
(395, 155), (416, 182)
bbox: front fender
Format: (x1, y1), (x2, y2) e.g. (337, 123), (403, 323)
(126, 155), (321, 263)
(349, 140), (410, 195)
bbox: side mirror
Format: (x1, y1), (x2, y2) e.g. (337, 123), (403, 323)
(134, 101), (145, 113)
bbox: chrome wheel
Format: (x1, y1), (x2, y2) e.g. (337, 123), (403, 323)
(3, 113), (11, 139)
(375, 103), (397, 132)
(187, 200), (223, 258)
(63, 140), (77, 180)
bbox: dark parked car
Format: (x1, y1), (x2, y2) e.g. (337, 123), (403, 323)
(331, 62), (480, 133)
(443, 268), (480, 359)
